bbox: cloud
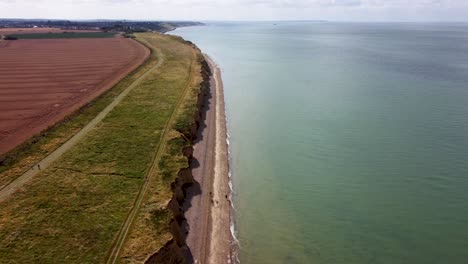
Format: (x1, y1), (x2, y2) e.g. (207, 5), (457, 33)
(5, 0), (465, 8)
(148, 0), (468, 8)
(1, 0), (468, 21)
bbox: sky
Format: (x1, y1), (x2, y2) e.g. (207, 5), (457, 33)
(1, 0), (468, 22)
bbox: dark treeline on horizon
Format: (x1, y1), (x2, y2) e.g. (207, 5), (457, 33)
(0, 19), (203, 33)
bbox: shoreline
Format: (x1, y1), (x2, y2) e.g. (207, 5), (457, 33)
(183, 54), (234, 264)
(205, 55), (235, 264)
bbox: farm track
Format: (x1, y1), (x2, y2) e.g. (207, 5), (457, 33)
(105, 47), (197, 264)
(0, 48), (164, 202)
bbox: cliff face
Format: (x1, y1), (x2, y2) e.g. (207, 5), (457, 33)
(145, 52), (212, 264)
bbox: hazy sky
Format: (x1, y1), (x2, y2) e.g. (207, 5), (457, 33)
(1, 0), (468, 21)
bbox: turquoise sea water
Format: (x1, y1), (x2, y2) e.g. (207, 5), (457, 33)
(174, 22), (468, 264)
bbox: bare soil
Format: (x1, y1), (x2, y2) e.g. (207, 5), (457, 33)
(0, 38), (149, 155)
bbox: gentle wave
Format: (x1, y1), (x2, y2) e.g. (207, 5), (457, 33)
(222, 72), (240, 264)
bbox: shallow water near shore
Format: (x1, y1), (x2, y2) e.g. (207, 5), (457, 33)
(174, 22), (468, 263)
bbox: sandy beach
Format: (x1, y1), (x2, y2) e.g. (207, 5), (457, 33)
(183, 55), (234, 264)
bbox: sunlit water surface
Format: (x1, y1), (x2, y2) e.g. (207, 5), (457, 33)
(174, 22), (468, 264)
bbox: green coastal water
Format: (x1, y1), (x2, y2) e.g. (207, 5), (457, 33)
(174, 22), (468, 263)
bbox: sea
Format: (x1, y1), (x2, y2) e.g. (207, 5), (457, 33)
(173, 22), (468, 264)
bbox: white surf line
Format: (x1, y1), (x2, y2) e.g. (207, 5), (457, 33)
(0, 48), (161, 202)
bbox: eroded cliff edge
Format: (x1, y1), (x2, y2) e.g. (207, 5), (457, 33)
(145, 46), (212, 264)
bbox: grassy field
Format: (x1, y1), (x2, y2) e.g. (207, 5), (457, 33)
(7, 32), (116, 39)
(0, 33), (204, 263)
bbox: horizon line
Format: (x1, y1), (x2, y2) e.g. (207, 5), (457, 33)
(1, 18), (468, 23)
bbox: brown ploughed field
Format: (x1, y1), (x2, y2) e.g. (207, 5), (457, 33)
(0, 38), (150, 155)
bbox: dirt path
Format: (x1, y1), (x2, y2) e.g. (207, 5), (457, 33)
(0, 48), (163, 203)
(105, 48), (197, 264)
(184, 55), (233, 264)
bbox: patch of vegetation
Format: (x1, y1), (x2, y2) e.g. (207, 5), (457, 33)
(6, 32), (116, 39)
(123, 33), (135, 38)
(157, 135), (191, 181)
(0, 33), (203, 263)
